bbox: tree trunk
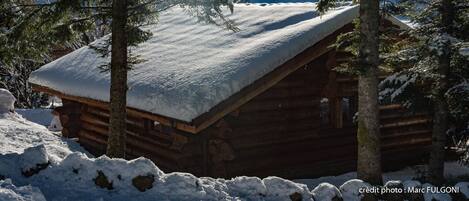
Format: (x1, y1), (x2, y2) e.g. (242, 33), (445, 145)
(106, 0), (128, 158)
(427, 0), (453, 185)
(356, 0), (382, 186)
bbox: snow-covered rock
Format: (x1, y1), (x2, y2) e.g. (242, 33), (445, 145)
(422, 183), (452, 201)
(402, 180), (424, 201)
(19, 145), (49, 176)
(0, 88), (15, 113)
(339, 179), (372, 201)
(382, 180), (405, 201)
(402, 180), (421, 189)
(225, 176), (267, 199)
(311, 182), (342, 201)
(0, 179), (46, 201)
(455, 182), (469, 199)
(263, 176), (313, 201)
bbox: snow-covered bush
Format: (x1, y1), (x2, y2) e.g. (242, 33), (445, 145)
(0, 88), (15, 112)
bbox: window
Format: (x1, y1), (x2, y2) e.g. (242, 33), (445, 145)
(144, 119), (163, 132)
(320, 98), (330, 126)
(341, 97), (357, 127)
(320, 96), (357, 129)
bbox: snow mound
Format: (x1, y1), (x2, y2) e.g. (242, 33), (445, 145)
(225, 176), (267, 199)
(422, 183), (452, 201)
(339, 179), (371, 201)
(0, 111), (87, 164)
(402, 180), (421, 189)
(19, 145), (49, 175)
(263, 176), (313, 200)
(311, 182), (342, 201)
(455, 182), (469, 199)
(1, 144), (468, 201)
(1, 146), (316, 200)
(14, 109), (54, 128)
(0, 88), (15, 113)
(0, 179), (46, 201)
(47, 115), (62, 131)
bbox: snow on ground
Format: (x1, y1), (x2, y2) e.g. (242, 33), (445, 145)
(0, 110), (87, 162)
(15, 109), (53, 127)
(0, 179), (46, 201)
(1, 145), (467, 201)
(0, 89), (15, 112)
(1, 89), (468, 200)
(0, 111), (467, 201)
(295, 162), (469, 189)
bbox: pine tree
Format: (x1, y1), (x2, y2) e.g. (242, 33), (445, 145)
(0, 0), (105, 107)
(355, 0), (382, 186)
(3, 0), (236, 158)
(318, 0), (383, 186)
(84, 0), (237, 158)
(107, 0), (128, 158)
(380, 0), (469, 185)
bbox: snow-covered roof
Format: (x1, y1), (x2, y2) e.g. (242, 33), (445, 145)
(30, 3), (361, 122)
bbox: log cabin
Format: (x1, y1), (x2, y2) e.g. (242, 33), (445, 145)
(29, 3), (431, 179)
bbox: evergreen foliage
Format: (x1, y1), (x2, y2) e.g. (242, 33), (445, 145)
(0, 0), (105, 107)
(379, 0), (469, 167)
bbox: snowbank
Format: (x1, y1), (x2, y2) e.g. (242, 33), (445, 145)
(15, 109), (54, 128)
(455, 182), (469, 198)
(0, 179), (46, 201)
(311, 183), (342, 201)
(1, 147), (316, 201)
(2, 145), (468, 201)
(0, 88), (15, 112)
(0, 111), (87, 161)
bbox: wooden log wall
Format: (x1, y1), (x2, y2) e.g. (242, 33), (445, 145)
(55, 100), (82, 138)
(57, 50), (431, 179)
(200, 52), (432, 179)
(56, 99), (207, 175)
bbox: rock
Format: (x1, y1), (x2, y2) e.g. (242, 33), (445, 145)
(454, 182), (469, 201)
(20, 145), (50, 177)
(340, 179), (374, 201)
(94, 171), (113, 190)
(21, 162), (50, 177)
(289, 192), (302, 201)
(312, 183), (343, 201)
(132, 174), (155, 192)
(403, 180), (424, 201)
(382, 180), (405, 201)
